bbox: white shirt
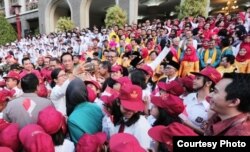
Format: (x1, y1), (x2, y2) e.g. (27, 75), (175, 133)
(4, 86), (23, 98)
(102, 115), (115, 140)
(112, 115), (152, 150)
(55, 139), (75, 152)
(50, 79), (70, 116)
(143, 84), (152, 110)
(148, 47), (170, 71)
(13, 86), (23, 98)
(181, 93), (210, 128)
(0, 112), (3, 119)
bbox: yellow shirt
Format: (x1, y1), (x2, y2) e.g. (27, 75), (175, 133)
(179, 61), (199, 77)
(109, 31), (120, 43)
(216, 65), (238, 75)
(235, 60), (250, 73)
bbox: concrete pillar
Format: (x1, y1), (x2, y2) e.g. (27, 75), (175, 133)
(68, 0), (83, 28)
(119, 0), (138, 25)
(19, 0), (26, 13)
(78, 0), (92, 28)
(4, 0), (10, 17)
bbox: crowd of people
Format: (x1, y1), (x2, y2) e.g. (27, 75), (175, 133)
(0, 8), (250, 152)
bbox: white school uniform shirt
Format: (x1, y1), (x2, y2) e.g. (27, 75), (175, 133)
(13, 86), (23, 98)
(0, 112), (3, 119)
(112, 115), (152, 150)
(4, 86), (23, 98)
(102, 114), (115, 140)
(55, 139), (75, 152)
(50, 79), (70, 116)
(143, 84), (152, 110)
(180, 92), (210, 128)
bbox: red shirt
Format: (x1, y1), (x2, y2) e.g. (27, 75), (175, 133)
(205, 113), (250, 136)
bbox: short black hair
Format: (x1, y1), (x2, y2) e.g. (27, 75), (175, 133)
(21, 73), (39, 93)
(223, 73), (250, 113)
(130, 69), (147, 89)
(101, 77), (116, 92)
(100, 61), (111, 71)
(223, 54), (235, 65)
(220, 37), (230, 47)
(50, 57), (61, 64)
(109, 49), (119, 57)
(22, 57), (30, 65)
(50, 68), (63, 88)
(60, 52), (73, 63)
(10, 63), (22, 71)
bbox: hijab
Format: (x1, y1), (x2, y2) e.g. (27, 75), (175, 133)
(66, 78), (88, 116)
(236, 43), (250, 62)
(182, 45), (199, 62)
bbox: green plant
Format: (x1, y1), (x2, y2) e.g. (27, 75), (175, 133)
(56, 17), (75, 32)
(176, 0), (209, 19)
(0, 14), (17, 45)
(105, 5), (127, 28)
(34, 27), (40, 36)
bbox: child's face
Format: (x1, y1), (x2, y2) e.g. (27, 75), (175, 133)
(120, 106), (136, 119)
(150, 105), (159, 119)
(6, 78), (18, 90)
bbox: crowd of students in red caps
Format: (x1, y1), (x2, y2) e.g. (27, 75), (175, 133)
(0, 8), (250, 152)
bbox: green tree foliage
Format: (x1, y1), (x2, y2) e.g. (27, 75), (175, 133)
(0, 14), (17, 45)
(56, 17), (75, 32)
(105, 5), (127, 28)
(176, 0), (209, 19)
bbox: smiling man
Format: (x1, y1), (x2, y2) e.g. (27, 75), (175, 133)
(205, 73), (250, 136)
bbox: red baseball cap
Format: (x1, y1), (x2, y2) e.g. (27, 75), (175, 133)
(76, 132), (107, 152)
(178, 75), (195, 92)
(100, 91), (120, 106)
(157, 80), (184, 96)
(0, 122), (19, 152)
(109, 133), (146, 152)
(137, 64), (153, 77)
(125, 44), (132, 51)
(37, 106), (66, 135)
(148, 123), (198, 152)
(151, 94), (185, 116)
(0, 80), (6, 87)
(114, 76), (132, 85)
(37, 83), (48, 98)
(19, 124), (54, 152)
(111, 65), (123, 73)
(0, 89), (13, 103)
(140, 48), (149, 59)
(191, 66), (221, 84)
(0, 147), (13, 152)
(0, 119), (9, 131)
(3, 71), (20, 81)
(119, 84), (144, 112)
(85, 80), (101, 90)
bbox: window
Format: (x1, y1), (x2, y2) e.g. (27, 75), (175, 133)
(11, 0), (18, 4)
(0, 0), (4, 9)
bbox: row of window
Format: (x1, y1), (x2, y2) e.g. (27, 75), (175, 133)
(0, 0), (38, 14)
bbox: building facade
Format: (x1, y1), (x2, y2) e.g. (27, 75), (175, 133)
(2, 0), (248, 36)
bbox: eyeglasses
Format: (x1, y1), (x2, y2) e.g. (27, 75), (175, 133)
(57, 73), (67, 78)
(165, 66), (175, 70)
(107, 56), (117, 59)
